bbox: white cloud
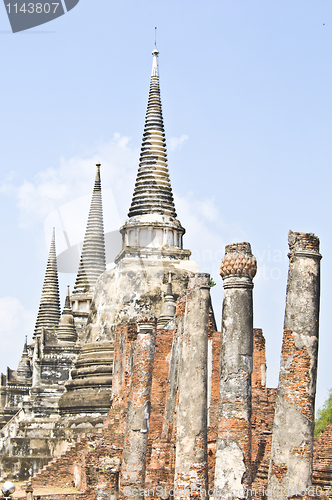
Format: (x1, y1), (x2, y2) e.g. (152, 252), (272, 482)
(1, 133), (191, 236)
(0, 182), (15, 195)
(0, 171), (17, 193)
(168, 134), (189, 152)
(175, 192), (245, 260)
(1, 133), (139, 230)
(0, 297), (35, 375)
(6, 171), (17, 182)
(174, 192), (246, 328)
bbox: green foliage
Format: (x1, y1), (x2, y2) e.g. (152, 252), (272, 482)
(315, 388), (332, 437)
(210, 278), (217, 288)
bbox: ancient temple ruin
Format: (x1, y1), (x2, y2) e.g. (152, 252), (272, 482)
(0, 163), (107, 479)
(0, 46), (330, 500)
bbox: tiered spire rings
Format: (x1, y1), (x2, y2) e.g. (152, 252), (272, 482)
(128, 48), (176, 218)
(33, 228), (61, 337)
(73, 163), (106, 294)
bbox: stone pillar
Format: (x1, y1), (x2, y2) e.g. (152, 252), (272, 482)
(267, 231), (321, 499)
(120, 319), (156, 500)
(32, 336), (41, 387)
(214, 242), (257, 500)
(25, 482), (34, 500)
(174, 273), (210, 500)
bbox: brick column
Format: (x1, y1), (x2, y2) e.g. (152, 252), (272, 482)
(268, 231), (321, 499)
(120, 319), (156, 500)
(174, 274), (210, 500)
(252, 329), (266, 389)
(214, 242), (257, 500)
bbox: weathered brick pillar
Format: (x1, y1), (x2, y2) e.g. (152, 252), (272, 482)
(267, 231), (321, 499)
(214, 242), (257, 500)
(120, 319), (156, 500)
(174, 273), (210, 500)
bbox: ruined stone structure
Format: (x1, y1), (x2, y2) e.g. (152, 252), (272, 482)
(0, 164), (107, 480)
(174, 274), (210, 500)
(215, 243), (256, 499)
(0, 46), (330, 500)
(267, 232), (322, 499)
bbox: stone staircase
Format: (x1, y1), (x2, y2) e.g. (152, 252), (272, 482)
(0, 410), (69, 481)
(0, 408), (105, 481)
(29, 433), (91, 488)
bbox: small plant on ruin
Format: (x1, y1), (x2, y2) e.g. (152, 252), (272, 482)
(315, 388), (332, 437)
(210, 278), (216, 287)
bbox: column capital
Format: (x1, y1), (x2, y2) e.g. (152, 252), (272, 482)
(223, 275), (254, 290)
(220, 242), (257, 284)
(137, 317), (157, 334)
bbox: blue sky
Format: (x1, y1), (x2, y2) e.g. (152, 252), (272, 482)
(0, 0), (331, 412)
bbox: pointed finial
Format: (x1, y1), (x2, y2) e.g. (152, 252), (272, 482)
(152, 30), (159, 77)
(64, 285), (71, 308)
(24, 335), (28, 352)
(93, 162), (102, 193)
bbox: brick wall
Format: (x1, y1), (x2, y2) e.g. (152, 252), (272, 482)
(313, 424), (332, 492)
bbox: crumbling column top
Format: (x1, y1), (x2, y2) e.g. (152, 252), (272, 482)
(187, 273), (210, 289)
(288, 230), (322, 259)
(220, 242), (257, 282)
(137, 316), (157, 334)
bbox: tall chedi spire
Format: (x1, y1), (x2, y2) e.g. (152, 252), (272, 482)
(33, 228), (61, 337)
(115, 47), (190, 263)
(73, 163), (106, 294)
(128, 47), (176, 218)
(70, 163), (106, 334)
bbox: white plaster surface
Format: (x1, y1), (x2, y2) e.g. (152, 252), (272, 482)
(215, 442), (246, 499)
